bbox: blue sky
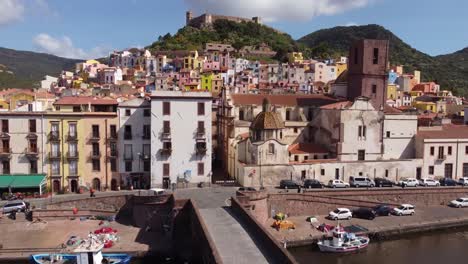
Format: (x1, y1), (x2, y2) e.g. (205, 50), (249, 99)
(0, 0), (466, 59)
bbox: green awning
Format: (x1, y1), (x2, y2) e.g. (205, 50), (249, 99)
(0, 174), (47, 188)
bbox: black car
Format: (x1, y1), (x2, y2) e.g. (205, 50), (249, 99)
(352, 208), (376, 220)
(372, 204), (392, 216)
(280, 180), (300, 189)
(303, 179), (323, 189)
(439, 178), (458, 186)
(238, 187), (257, 192)
(374, 178), (395, 187)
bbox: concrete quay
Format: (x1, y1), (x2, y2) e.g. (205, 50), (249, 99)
(265, 205), (468, 248)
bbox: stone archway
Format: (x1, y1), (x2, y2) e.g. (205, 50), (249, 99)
(53, 180), (60, 193)
(70, 180), (78, 193)
(111, 179), (118, 191)
(92, 178), (101, 191)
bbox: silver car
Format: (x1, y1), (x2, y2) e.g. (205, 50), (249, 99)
(2, 200), (28, 214)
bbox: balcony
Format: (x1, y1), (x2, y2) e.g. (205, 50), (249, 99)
(68, 173), (79, 178)
(109, 150), (118, 157)
(142, 134), (151, 140)
(196, 143), (207, 155)
(123, 154), (133, 161)
(0, 132), (10, 139)
(26, 132), (38, 139)
(161, 130), (171, 141)
(88, 134), (100, 142)
(141, 153), (151, 160)
(0, 148), (12, 160)
(24, 147), (39, 159)
(48, 131), (60, 141)
(124, 133), (132, 140)
(67, 133), (78, 142)
(437, 155), (447, 161)
(109, 133), (118, 141)
(66, 151), (79, 160)
(49, 151), (61, 160)
(90, 151), (101, 159)
(196, 128), (206, 141)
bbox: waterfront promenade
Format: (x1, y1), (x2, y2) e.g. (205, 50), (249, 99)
(266, 205), (468, 247)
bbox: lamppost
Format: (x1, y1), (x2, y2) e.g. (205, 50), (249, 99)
(258, 150), (264, 189)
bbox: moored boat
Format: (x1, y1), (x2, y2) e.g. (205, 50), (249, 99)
(30, 234), (131, 264)
(317, 225), (369, 253)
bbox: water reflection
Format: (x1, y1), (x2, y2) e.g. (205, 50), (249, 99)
(290, 229), (468, 264)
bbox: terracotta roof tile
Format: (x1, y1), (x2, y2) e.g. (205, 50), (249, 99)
(231, 94), (338, 107)
(417, 125), (468, 139)
(288, 143), (328, 154)
(320, 101), (352, 109)
(54, 96), (118, 106)
(250, 112), (284, 130)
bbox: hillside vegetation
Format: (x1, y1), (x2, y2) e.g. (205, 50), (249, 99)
(0, 47), (80, 88)
(147, 19), (299, 61)
(298, 24), (468, 96)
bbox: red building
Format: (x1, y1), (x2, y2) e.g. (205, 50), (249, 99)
(347, 39), (390, 108)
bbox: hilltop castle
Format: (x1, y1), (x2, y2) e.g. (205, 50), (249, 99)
(186, 11), (262, 28)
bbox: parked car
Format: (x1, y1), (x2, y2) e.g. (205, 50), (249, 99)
(439, 178), (458, 186)
(419, 178), (440, 187)
(2, 200), (28, 214)
(149, 188), (166, 195)
(458, 178), (468, 186)
(303, 179), (323, 189)
(349, 177), (375, 188)
(328, 208), (352, 220)
(352, 208), (376, 220)
(374, 178), (395, 187)
(328, 180), (350, 188)
(238, 187), (257, 192)
(450, 198), (468, 208)
(392, 204), (415, 216)
(280, 180), (300, 189)
(398, 178), (419, 187)
(372, 204), (393, 216)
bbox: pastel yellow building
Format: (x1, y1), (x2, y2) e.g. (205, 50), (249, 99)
(288, 52), (304, 64)
(387, 84), (397, 100)
(335, 62), (348, 77)
(47, 96), (119, 192)
(184, 50), (199, 69)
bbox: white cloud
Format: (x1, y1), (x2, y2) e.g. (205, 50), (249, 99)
(184, 0), (373, 22)
(0, 0), (25, 26)
(344, 22), (359, 26)
(33, 33), (111, 59)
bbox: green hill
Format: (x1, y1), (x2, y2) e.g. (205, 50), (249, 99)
(298, 24), (468, 96)
(147, 19), (299, 61)
(0, 47), (81, 88)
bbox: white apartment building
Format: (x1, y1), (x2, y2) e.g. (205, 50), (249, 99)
(0, 113), (47, 193)
(416, 125), (468, 179)
(117, 98), (152, 189)
(151, 91), (212, 188)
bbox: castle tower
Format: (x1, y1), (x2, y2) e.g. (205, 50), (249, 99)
(347, 39), (389, 108)
(186, 11), (193, 26)
(252, 17), (262, 24)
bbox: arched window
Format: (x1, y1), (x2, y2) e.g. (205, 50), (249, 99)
(268, 143), (275, 154)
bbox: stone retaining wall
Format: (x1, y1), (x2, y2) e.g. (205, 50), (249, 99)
(231, 196), (298, 264)
(240, 187), (468, 223)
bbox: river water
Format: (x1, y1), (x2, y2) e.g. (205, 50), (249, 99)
(289, 229), (468, 264)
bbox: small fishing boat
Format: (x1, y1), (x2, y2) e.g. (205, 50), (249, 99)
(30, 234), (131, 264)
(317, 225), (369, 253)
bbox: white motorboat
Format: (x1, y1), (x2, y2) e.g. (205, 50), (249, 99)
(317, 225), (370, 253)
